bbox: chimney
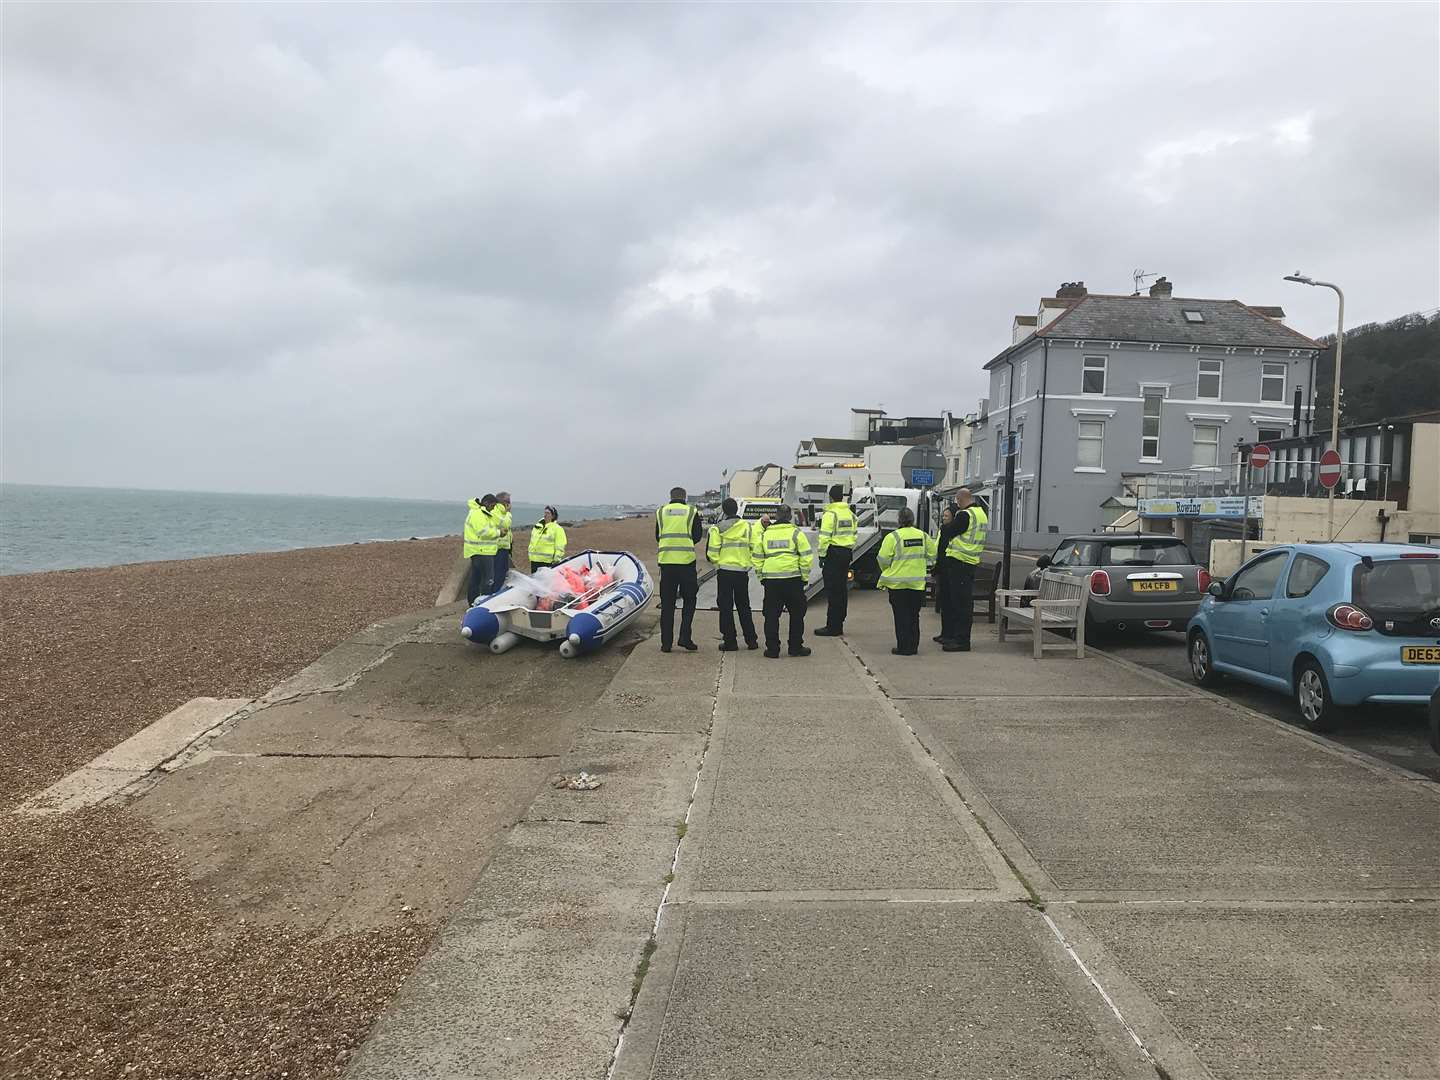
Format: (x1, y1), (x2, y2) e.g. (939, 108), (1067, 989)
(1055, 281), (1088, 300)
(1148, 276), (1173, 298)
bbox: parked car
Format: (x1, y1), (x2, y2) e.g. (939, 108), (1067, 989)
(1028, 534), (1208, 634)
(1187, 543), (1440, 731)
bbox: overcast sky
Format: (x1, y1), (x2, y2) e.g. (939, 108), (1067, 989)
(4, 3), (1437, 506)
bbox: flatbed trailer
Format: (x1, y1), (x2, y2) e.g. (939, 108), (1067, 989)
(683, 524), (884, 610)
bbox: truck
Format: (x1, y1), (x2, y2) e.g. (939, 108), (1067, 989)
(847, 486), (932, 588)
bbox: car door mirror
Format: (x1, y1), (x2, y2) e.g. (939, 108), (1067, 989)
(1035, 554), (1052, 569)
(1206, 580), (1227, 599)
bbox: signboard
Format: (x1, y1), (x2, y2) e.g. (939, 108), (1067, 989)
(1139, 496), (1265, 520)
(1318, 448), (1343, 489)
(909, 468), (935, 487)
(1249, 443), (1272, 470)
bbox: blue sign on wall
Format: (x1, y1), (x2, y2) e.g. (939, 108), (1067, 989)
(910, 468), (935, 486)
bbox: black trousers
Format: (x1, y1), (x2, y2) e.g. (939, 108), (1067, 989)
(716, 569), (758, 646)
(947, 561), (976, 647)
(820, 546), (852, 631)
(530, 559), (557, 574)
(659, 563), (699, 647)
(467, 554), (495, 604)
(888, 589), (925, 653)
(491, 548), (511, 592)
(762, 578), (807, 653)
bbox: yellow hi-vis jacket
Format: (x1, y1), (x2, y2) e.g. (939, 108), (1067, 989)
(496, 507), (514, 551)
(656, 502), (699, 565)
(945, 505), (989, 565)
(878, 526), (936, 590)
(817, 501), (858, 555)
(528, 521), (567, 564)
(751, 522), (813, 581)
(463, 502), (502, 557)
(707, 518), (754, 571)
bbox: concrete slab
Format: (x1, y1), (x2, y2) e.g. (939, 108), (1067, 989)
(727, 644), (856, 697)
(220, 640), (623, 759)
(400, 603), (470, 644)
(850, 628), (1178, 699)
(15, 765), (146, 815)
(615, 902), (1139, 1080)
(348, 820), (675, 1080)
(260, 641), (391, 703)
(348, 608), (457, 647)
(527, 729), (706, 827)
(90, 696), (252, 770)
(137, 754), (551, 929)
(685, 695), (998, 893)
(905, 696), (1440, 896)
(607, 639), (722, 695)
(1079, 903), (1440, 1079)
(591, 687), (716, 734)
(14, 696), (252, 814)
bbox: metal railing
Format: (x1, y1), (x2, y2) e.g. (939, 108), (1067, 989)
(1135, 458), (1392, 503)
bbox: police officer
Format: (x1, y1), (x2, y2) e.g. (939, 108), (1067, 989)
(706, 498), (760, 652)
(877, 506), (936, 655)
(940, 488), (989, 652)
(751, 504), (813, 659)
(812, 484), (858, 638)
(656, 487), (703, 652)
(491, 491), (514, 592)
(463, 494), (503, 604)
(529, 506), (566, 572)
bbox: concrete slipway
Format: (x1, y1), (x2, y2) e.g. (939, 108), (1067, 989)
(347, 592), (1438, 1080)
(41, 587), (1438, 1077)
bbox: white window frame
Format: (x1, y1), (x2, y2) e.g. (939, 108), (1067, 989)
(1260, 361), (1286, 403)
(1076, 419), (1105, 471)
(1192, 423), (1221, 467)
(1256, 426), (1285, 445)
(1015, 421), (1024, 470)
(1140, 390), (1164, 461)
(995, 426), (1004, 473)
(996, 368), (1010, 405)
(1196, 358), (1223, 400)
(1019, 359), (1029, 398)
(962, 445), (972, 482)
(1082, 355), (1107, 396)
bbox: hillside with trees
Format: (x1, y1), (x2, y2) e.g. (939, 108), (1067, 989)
(1311, 309), (1440, 428)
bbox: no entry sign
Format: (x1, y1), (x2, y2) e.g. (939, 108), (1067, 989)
(1249, 444), (1272, 469)
(1318, 448), (1343, 489)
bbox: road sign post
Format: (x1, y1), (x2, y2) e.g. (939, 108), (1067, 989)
(1318, 448), (1343, 540)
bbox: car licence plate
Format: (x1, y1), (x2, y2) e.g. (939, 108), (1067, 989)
(1132, 580), (1177, 592)
(1400, 645), (1440, 664)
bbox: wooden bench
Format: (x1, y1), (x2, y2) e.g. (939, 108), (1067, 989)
(973, 562), (998, 623)
(995, 569), (1090, 659)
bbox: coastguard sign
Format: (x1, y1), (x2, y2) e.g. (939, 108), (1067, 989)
(1138, 496), (1264, 519)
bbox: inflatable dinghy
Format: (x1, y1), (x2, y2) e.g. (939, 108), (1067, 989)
(461, 550), (653, 658)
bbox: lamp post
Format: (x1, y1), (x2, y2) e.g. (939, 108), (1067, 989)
(1284, 273), (1344, 540)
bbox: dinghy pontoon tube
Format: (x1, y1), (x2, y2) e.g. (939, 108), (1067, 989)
(460, 550), (653, 658)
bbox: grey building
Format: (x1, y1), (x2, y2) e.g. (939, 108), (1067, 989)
(971, 278), (1322, 549)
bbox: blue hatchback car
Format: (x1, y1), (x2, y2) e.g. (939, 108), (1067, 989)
(1186, 543), (1440, 731)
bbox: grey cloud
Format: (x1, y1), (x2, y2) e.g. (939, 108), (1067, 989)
(3, 3), (1436, 505)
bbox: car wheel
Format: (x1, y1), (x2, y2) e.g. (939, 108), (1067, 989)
(1294, 659), (1344, 733)
(1083, 611), (1107, 644)
(1188, 630), (1221, 687)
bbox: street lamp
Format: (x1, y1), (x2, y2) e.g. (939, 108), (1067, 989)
(1284, 273), (1345, 540)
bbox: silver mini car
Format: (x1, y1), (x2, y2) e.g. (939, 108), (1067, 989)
(1030, 534), (1209, 634)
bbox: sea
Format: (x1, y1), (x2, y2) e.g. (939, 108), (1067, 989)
(0, 484), (623, 576)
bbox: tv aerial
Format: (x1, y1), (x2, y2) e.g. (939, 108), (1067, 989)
(1132, 268), (1160, 296)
